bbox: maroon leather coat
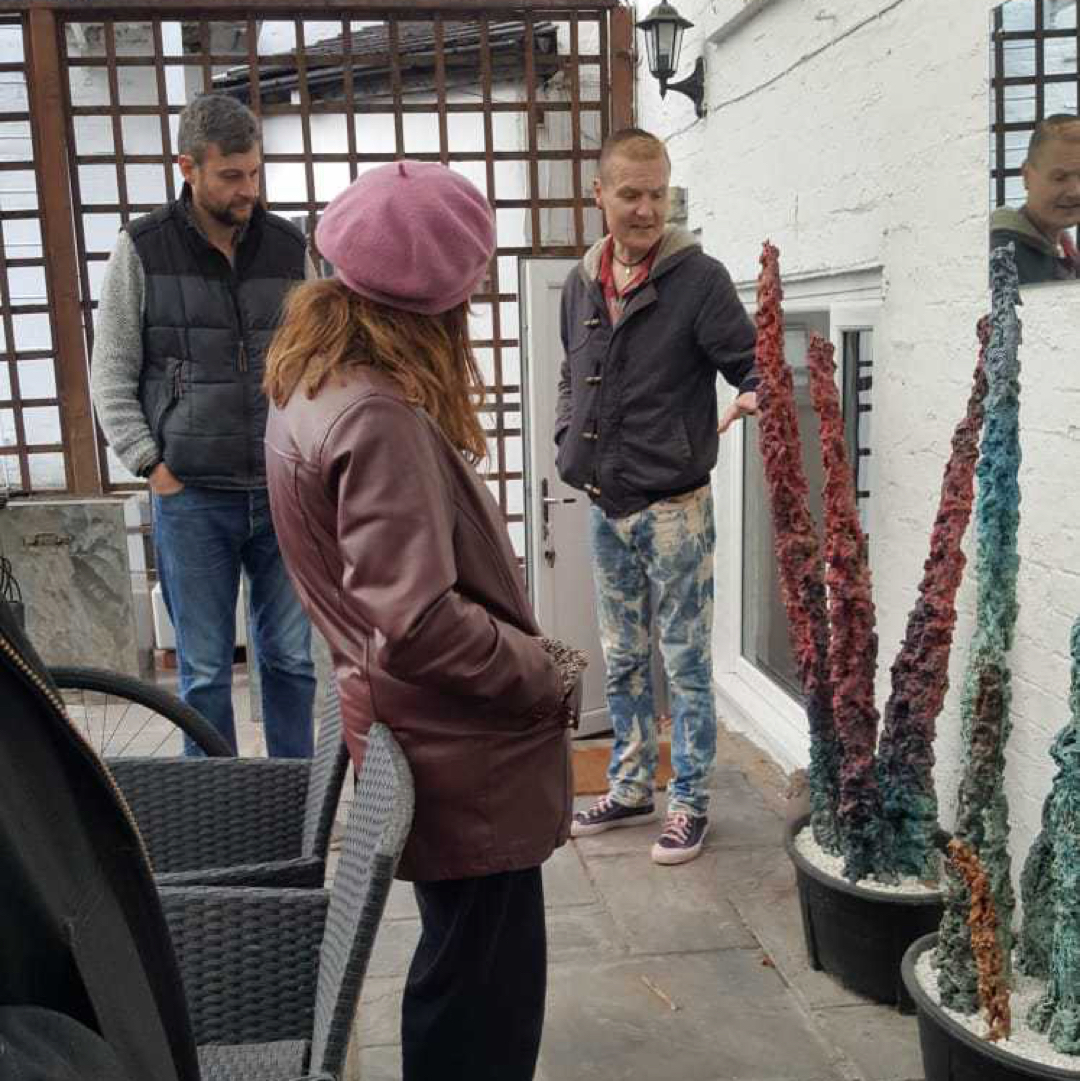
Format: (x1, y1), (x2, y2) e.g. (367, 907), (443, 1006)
(265, 367), (572, 881)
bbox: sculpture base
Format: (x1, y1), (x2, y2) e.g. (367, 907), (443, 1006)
(784, 814), (944, 1012)
(902, 934), (1080, 1080)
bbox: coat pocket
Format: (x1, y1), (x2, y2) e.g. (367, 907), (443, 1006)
(617, 414), (694, 492)
(149, 357), (185, 443)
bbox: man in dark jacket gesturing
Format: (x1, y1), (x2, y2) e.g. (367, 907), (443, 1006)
(558, 128), (757, 865)
(90, 93), (315, 757)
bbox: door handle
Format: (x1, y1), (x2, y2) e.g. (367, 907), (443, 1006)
(540, 480), (577, 567)
(540, 478), (576, 531)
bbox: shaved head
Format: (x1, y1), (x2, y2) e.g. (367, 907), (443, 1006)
(598, 127), (670, 183)
(1027, 113), (1080, 166)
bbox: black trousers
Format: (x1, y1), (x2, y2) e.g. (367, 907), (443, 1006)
(402, 866), (547, 1081)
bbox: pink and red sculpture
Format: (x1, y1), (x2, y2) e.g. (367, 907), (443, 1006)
(756, 241), (986, 883)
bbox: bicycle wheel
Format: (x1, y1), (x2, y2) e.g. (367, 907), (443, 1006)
(48, 666), (233, 758)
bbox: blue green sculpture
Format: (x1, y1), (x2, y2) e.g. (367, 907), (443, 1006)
(936, 245), (1022, 1014)
(1020, 617), (1080, 1053)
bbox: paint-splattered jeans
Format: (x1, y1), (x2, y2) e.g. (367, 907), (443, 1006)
(590, 485), (717, 817)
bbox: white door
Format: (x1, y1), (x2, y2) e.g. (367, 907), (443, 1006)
(519, 257), (611, 737)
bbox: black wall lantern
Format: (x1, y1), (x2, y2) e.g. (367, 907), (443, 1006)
(635, 1), (706, 119)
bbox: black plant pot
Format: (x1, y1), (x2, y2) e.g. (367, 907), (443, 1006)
(901, 933), (1080, 1080)
(784, 813), (944, 1012)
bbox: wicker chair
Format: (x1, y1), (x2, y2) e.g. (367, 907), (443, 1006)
(108, 679), (351, 888)
(160, 722), (414, 1081)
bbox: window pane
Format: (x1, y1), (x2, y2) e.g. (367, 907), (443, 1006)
(0, 408), (16, 444)
(28, 452), (66, 490)
(1002, 0), (1035, 32)
(17, 359), (56, 398)
(22, 405), (61, 444)
(1046, 0), (1076, 30)
(741, 314), (860, 699)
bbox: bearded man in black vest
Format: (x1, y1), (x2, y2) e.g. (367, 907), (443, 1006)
(90, 93), (315, 757)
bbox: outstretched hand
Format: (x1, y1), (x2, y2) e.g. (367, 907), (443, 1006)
(718, 391), (758, 434)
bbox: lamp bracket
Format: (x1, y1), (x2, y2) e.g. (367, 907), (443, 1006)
(661, 56), (706, 118)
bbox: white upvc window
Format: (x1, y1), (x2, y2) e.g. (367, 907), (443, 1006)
(717, 269), (881, 768)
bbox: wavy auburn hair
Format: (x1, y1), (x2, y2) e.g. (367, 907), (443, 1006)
(265, 278), (487, 463)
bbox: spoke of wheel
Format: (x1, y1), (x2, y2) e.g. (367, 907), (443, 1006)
(147, 726), (175, 756)
(111, 694), (155, 757)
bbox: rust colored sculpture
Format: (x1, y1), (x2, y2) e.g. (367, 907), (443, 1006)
(756, 241), (985, 884)
(806, 336), (883, 882)
(948, 838), (1012, 1042)
(754, 242), (840, 852)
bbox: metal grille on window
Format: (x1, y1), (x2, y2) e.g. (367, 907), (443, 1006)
(843, 328), (873, 539)
(990, 0), (1079, 211)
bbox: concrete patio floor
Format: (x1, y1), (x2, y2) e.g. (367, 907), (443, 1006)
(218, 668), (923, 1081)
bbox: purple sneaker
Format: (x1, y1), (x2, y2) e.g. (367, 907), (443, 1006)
(651, 811), (708, 865)
(571, 793), (657, 837)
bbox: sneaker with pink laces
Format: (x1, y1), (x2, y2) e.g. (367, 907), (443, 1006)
(570, 793), (656, 837)
(651, 810), (708, 865)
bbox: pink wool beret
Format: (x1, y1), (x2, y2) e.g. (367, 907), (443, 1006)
(315, 160), (496, 315)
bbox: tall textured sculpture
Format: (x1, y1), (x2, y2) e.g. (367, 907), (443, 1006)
(1021, 618), (1080, 1053)
(936, 246), (1022, 1013)
(948, 838), (1012, 1042)
(806, 336), (883, 883)
(875, 321), (990, 880)
(756, 241), (986, 884)
(754, 242), (841, 851)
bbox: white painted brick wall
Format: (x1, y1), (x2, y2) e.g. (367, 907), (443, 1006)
(639, 0), (1080, 867)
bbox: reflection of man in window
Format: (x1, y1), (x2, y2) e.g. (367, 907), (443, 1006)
(991, 113), (1080, 283)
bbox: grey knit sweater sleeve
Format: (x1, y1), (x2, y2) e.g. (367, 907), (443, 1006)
(89, 231), (159, 477)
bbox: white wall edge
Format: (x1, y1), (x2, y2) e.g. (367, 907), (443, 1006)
(714, 667), (807, 774)
(734, 262), (885, 308)
(706, 0), (782, 48)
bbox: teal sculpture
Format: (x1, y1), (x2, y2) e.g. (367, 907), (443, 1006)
(1020, 617), (1080, 1053)
(936, 245), (1023, 1014)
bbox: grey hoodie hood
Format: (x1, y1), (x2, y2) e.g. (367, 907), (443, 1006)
(989, 205), (1059, 256)
(578, 225), (701, 284)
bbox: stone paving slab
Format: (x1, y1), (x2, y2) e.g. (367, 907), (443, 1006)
(543, 839), (599, 907)
(382, 878), (419, 922)
(728, 863), (868, 1012)
(810, 1004), (923, 1081)
(366, 917), (421, 981)
(354, 975), (403, 1049)
(537, 951), (842, 1081)
(352, 1044), (400, 1081)
(585, 851), (757, 954)
(546, 902), (627, 962)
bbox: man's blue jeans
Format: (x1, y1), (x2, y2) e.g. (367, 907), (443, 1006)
(152, 486), (316, 758)
(590, 486), (717, 817)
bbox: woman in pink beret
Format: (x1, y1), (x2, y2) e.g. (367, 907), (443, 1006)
(263, 161), (581, 1081)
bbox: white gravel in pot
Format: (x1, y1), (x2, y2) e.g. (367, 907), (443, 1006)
(914, 949), (1080, 1073)
(794, 825), (942, 896)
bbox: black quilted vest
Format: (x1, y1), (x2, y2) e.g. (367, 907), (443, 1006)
(131, 187), (306, 488)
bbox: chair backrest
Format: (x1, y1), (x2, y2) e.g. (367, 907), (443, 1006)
(300, 675), (351, 859)
(308, 723), (413, 1077)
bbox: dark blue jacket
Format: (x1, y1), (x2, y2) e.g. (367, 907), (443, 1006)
(556, 227), (757, 518)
